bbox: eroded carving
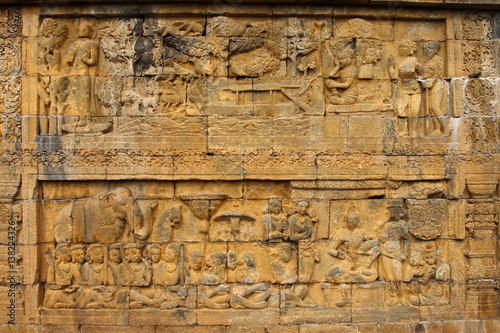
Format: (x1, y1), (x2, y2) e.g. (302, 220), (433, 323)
(388, 41), (423, 137)
(0, 8), (21, 38)
(462, 12), (492, 40)
(326, 204), (380, 283)
(465, 78), (495, 115)
(421, 41), (449, 137)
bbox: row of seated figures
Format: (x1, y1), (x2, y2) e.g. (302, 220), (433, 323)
(44, 197), (451, 310)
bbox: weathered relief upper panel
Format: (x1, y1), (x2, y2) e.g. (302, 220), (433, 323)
(26, 9), (470, 159)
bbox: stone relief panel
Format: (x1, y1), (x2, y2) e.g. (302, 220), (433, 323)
(30, 13), (461, 150)
(36, 180), (469, 318)
(4, 4), (499, 327)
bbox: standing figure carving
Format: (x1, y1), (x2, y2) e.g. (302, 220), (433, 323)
(421, 41), (448, 137)
(388, 41), (424, 137)
(64, 22), (99, 132)
(288, 200), (319, 283)
(377, 202), (409, 282)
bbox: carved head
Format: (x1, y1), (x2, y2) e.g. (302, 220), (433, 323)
(107, 187), (134, 221)
(187, 250), (204, 271)
(269, 242), (293, 263)
(363, 48), (378, 65)
(398, 41), (417, 57)
(55, 244), (71, 263)
(339, 47), (354, 67)
(269, 199), (283, 215)
(108, 244), (122, 264)
(70, 244), (86, 264)
(124, 243), (143, 263)
(409, 247), (424, 267)
(162, 247), (179, 264)
(294, 200), (309, 215)
(423, 41), (440, 58)
(79, 22), (95, 38)
(387, 202), (407, 221)
(149, 244), (162, 263)
(169, 207), (181, 228)
(86, 244), (104, 264)
(206, 252), (226, 271)
(345, 204), (361, 231)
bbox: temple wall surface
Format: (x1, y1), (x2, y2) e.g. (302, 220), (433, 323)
(1, 1), (500, 332)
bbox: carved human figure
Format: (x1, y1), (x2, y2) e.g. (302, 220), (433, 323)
(184, 250), (204, 284)
(129, 284), (193, 309)
(148, 244), (163, 284)
(202, 252), (226, 284)
(326, 204), (380, 283)
(46, 244), (79, 286)
(289, 200), (319, 283)
(226, 251), (237, 282)
(107, 244), (125, 284)
(122, 243), (152, 286)
(405, 241), (450, 283)
(153, 246), (181, 285)
(283, 285), (317, 308)
(267, 242), (297, 284)
(81, 244), (106, 285)
(38, 18), (68, 74)
(358, 47), (380, 80)
(37, 76), (51, 134)
(44, 285), (81, 309)
(64, 22), (99, 130)
(81, 286), (127, 309)
(44, 244), (82, 309)
(69, 244), (85, 285)
(325, 44), (357, 105)
(157, 285), (195, 309)
(38, 75), (69, 135)
(263, 199), (289, 241)
(199, 284), (231, 309)
(230, 283), (270, 309)
(377, 203), (409, 282)
(234, 252), (260, 283)
(388, 40), (424, 137)
(421, 41), (448, 137)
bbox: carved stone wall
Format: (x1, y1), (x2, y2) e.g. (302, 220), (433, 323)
(1, 1), (500, 331)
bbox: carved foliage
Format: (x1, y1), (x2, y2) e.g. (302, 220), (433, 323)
(463, 42), (495, 76)
(462, 12), (492, 40)
(465, 79), (495, 115)
(0, 8), (21, 38)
